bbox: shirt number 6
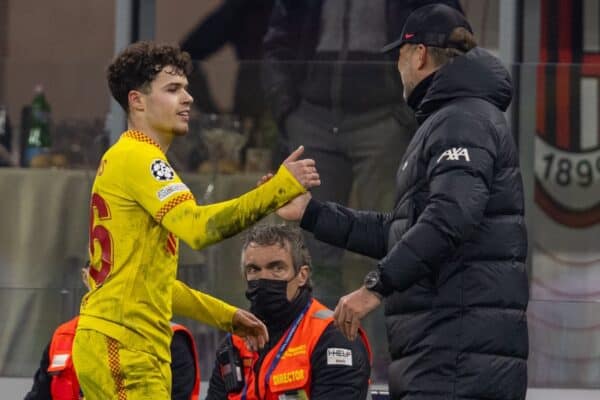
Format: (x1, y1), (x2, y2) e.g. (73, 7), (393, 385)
(88, 193), (113, 285)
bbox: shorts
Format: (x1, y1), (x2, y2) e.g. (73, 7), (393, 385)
(72, 329), (171, 400)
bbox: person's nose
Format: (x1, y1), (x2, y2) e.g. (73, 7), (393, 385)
(255, 270), (270, 280)
(183, 89), (193, 105)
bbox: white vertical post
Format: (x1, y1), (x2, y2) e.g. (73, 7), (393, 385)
(107, 0), (133, 144)
(138, 0), (156, 41)
(519, 0), (541, 275)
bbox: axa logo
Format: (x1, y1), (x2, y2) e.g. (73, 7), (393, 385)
(437, 147), (471, 163)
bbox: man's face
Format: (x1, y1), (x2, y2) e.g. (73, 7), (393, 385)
(397, 44), (419, 100)
(140, 66), (193, 136)
(242, 242), (308, 302)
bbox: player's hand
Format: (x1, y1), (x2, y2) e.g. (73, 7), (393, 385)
(232, 309), (269, 351)
(333, 286), (381, 341)
(276, 192), (312, 221)
(283, 146), (320, 189)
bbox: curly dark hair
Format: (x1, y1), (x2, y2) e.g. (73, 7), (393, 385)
(107, 41), (192, 112)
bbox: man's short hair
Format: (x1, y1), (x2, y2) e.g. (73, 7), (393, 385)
(241, 224), (313, 289)
(107, 41), (192, 112)
(427, 27), (478, 67)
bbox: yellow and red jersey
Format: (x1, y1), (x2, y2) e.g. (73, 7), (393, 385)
(79, 130), (305, 362)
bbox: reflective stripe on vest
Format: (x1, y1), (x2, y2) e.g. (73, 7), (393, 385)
(171, 322), (201, 400)
(227, 299), (372, 400)
(48, 316), (81, 400)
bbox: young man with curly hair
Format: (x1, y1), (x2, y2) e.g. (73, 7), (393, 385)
(72, 41), (320, 399)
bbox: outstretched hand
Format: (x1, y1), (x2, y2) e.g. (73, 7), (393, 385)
(283, 146), (321, 189)
(231, 309), (269, 351)
(276, 192), (312, 221)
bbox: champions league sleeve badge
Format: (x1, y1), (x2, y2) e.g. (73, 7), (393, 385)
(150, 159), (175, 181)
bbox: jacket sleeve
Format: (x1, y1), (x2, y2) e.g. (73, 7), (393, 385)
(24, 342), (52, 400)
(378, 114), (496, 292)
(170, 331), (197, 400)
(180, 0), (244, 60)
(262, 0), (304, 125)
(300, 198), (392, 260)
(309, 324), (371, 400)
(205, 355), (228, 400)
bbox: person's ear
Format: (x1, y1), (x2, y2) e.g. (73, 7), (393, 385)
(417, 44), (428, 69)
(128, 90), (145, 112)
(296, 265), (310, 287)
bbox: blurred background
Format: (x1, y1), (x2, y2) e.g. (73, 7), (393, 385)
(0, 0), (599, 398)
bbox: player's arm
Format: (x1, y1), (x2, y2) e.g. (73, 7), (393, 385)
(172, 279), (237, 331)
(173, 280), (269, 348)
(162, 164), (304, 250)
(124, 150), (308, 250)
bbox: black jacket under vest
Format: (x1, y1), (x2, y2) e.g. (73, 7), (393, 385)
(301, 47), (529, 400)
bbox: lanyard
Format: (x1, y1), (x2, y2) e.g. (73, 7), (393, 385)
(241, 299), (312, 400)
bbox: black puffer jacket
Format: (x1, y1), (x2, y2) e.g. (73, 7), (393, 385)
(301, 48), (529, 400)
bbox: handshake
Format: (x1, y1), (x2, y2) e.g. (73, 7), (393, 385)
(256, 145), (317, 222)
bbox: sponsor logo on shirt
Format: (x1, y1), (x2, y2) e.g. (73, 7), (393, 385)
(157, 183), (188, 201)
(151, 159), (175, 181)
(326, 348), (353, 366)
(437, 147), (471, 163)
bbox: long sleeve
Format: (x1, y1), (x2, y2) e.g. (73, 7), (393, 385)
(172, 280), (237, 332)
(160, 164), (305, 250)
(180, 0), (243, 60)
(121, 141), (305, 252)
(378, 114), (495, 292)
(300, 198), (391, 260)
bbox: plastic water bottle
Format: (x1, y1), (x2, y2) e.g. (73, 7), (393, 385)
(24, 84), (52, 166)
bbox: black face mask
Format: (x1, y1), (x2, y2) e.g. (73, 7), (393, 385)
(245, 278), (292, 322)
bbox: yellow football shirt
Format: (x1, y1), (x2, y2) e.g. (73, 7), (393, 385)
(78, 130), (305, 362)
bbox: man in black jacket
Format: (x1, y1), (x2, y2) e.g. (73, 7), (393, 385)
(206, 224), (370, 400)
(276, 4), (529, 400)
(263, 0), (463, 308)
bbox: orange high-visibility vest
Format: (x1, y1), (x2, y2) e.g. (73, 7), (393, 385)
(171, 322), (201, 400)
(47, 317), (200, 400)
(227, 299), (371, 400)
(47, 316), (81, 400)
